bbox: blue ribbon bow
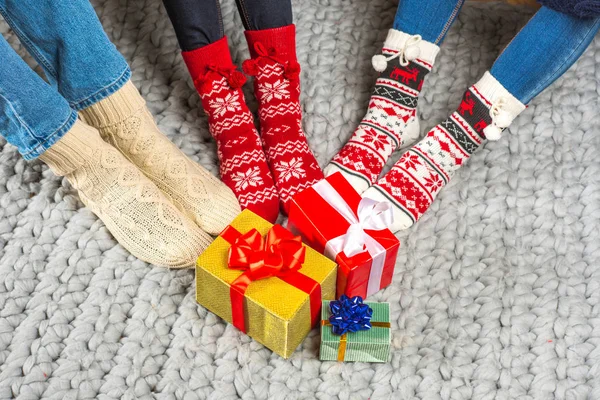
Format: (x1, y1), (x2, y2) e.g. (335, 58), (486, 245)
(329, 295), (373, 335)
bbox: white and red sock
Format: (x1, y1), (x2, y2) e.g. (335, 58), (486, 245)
(244, 25), (324, 215)
(363, 72), (526, 231)
(183, 37), (279, 223)
(324, 29), (440, 194)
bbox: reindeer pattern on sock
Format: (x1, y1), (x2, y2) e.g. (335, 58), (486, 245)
(390, 66), (420, 85)
(458, 92), (475, 116)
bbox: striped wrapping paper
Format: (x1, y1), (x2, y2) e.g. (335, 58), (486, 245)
(319, 300), (391, 362)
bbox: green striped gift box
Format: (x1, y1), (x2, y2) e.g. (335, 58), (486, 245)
(319, 300), (391, 362)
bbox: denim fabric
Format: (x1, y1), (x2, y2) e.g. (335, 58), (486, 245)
(393, 0), (466, 44)
(0, 36), (76, 160)
(0, 0), (130, 111)
(0, 0), (131, 159)
(393, 1), (599, 103)
(163, 0), (293, 51)
(491, 6), (600, 103)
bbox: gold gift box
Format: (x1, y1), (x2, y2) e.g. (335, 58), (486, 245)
(196, 209), (337, 358)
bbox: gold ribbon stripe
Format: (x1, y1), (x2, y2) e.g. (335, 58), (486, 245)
(321, 320), (391, 361)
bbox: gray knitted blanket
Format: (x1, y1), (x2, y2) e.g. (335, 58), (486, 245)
(1, 0), (599, 399)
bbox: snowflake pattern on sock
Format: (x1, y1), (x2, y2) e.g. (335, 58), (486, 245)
(182, 37), (280, 222)
(199, 73), (279, 223)
(327, 51), (433, 189)
(369, 84), (493, 227)
(244, 48), (324, 214)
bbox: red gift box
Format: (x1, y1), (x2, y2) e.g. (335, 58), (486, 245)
(287, 172), (400, 299)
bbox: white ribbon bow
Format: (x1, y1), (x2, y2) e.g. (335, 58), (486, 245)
(312, 179), (394, 297)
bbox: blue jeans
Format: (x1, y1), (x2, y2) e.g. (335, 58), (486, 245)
(393, 2), (600, 103)
(0, 0), (130, 160)
(163, 0), (293, 51)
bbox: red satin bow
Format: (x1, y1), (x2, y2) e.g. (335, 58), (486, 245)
(228, 226), (306, 281)
(222, 224), (320, 333)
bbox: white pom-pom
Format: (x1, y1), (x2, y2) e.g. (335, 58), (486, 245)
(372, 55), (388, 72)
(484, 124), (502, 141)
(494, 111), (512, 129)
(404, 45), (420, 61)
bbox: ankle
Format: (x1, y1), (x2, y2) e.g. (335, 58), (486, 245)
(472, 72), (527, 140)
(39, 120), (104, 176)
(376, 29), (440, 69)
(244, 24), (297, 63)
(182, 37), (235, 83)
(79, 80), (146, 128)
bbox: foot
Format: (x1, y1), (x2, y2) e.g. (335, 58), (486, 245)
(40, 121), (212, 267)
(181, 37), (280, 223)
(324, 29), (440, 193)
(80, 80), (241, 235)
(363, 72), (526, 231)
(244, 25), (324, 214)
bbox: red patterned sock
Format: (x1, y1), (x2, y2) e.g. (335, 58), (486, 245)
(324, 29), (440, 194)
(243, 25), (324, 215)
(182, 37), (279, 223)
(363, 72), (526, 232)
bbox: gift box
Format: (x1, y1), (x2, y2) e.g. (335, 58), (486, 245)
(196, 209), (337, 358)
(288, 172), (400, 298)
(320, 297), (391, 362)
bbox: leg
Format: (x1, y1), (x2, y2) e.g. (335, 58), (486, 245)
(364, 7), (600, 232)
(234, 0), (292, 31)
(324, 0), (465, 193)
(0, 34), (76, 160)
(162, 0), (224, 51)
(242, 1), (324, 213)
(0, 34), (210, 266)
(0, 0), (241, 232)
(491, 6), (600, 104)
(0, 0), (130, 110)
(165, 0), (281, 222)
(394, 0), (466, 45)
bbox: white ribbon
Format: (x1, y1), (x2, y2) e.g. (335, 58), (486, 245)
(312, 179), (394, 297)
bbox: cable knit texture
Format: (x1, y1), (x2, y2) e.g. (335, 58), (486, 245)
(79, 80), (241, 235)
(1, 1), (600, 399)
(39, 120), (212, 267)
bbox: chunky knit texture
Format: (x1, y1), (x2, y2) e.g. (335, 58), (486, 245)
(244, 25), (324, 214)
(182, 37), (279, 223)
(4, 2), (600, 398)
(363, 72), (526, 231)
(324, 29), (440, 194)
(40, 120), (212, 267)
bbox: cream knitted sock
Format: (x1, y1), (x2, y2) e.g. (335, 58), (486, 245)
(40, 120), (212, 268)
(79, 80), (241, 235)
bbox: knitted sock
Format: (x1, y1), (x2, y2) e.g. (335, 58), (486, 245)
(181, 37), (279, 223)
(243, 25), (324, 214)
(40, 120), (212, 267)
(363, 72), (526, 231)
(324, 29), (440, 194)
(80, 80), (241, 235)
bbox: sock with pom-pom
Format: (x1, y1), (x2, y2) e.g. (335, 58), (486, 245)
(182, 36), (280, 223)
(324, 29), (440, 194)
(363, 72), (526, 232)
(243, 24), (324, 214)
